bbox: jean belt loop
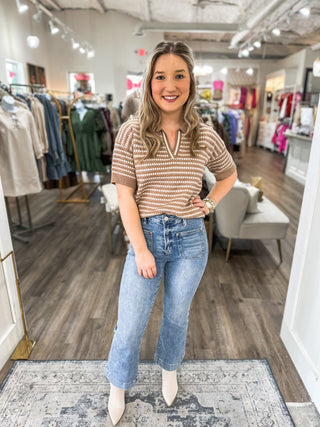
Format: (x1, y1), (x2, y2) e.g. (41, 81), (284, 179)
(141, 217), (147, 226)
(183, 219), (187, 227)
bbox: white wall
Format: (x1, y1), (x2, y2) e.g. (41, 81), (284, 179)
(48, 9), (162, 103)
(276, 49), (307, 91)
(0, 0), (51, 84)
(305, 47), (320, 68)
(281, 100), (320, 412)
(0, 1), (162, 104)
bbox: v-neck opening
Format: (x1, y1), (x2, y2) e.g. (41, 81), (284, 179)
(162, 130), (181, 159)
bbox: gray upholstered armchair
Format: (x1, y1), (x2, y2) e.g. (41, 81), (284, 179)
(204, 168), (290, 262)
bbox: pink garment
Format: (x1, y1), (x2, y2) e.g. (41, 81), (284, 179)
(272, 123), (289, 153)
(239, 87), (247, 109)
(213, 80), (224, 90)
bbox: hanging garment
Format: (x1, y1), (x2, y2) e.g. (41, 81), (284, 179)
(0, 106), (43, 197)
(67, 108), (105, 172)
(211, 117), (229, 148)
(222, 113), (232, 144)
(35, 94), (71, 180)
(272, 123), (289, 153)
(213, 80), (224, 100)
(228, 87), (241, 109)
(30, 97), (49, 154)
(239, 87), (247, 109)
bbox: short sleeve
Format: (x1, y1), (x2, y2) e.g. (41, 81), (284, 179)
(206, 128), (236, 181)
(111, 120), (137, 189)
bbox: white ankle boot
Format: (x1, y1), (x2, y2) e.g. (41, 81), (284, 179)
(162, 369), (178, 407)
(108, 384), (125, 426)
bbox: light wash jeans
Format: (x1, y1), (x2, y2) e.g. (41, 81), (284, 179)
(105, 214), (208, 389)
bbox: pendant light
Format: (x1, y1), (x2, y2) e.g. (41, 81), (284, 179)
(27, 35), (40, 49)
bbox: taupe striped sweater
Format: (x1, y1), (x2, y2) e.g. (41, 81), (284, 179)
(111, 118), (236, 219)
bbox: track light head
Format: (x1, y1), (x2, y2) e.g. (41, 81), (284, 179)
(16, 0), (29, 14)
(49, 19), (60, 35)
(72, 39), (80, 50)
(33, 8), (43, 23)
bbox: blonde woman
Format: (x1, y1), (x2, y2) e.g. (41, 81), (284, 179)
(106, 41), (237, 425)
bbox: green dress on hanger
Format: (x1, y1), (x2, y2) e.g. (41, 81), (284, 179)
(67, 108), (105, 172)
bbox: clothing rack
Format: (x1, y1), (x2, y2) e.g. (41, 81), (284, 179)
(9, 82), (45, 94)
(1, 82), (54, 243)
(56, 93), (101, 203)
(5, 195), (54, 244)
(46, 90), (88, 203)
(227, 83), (257, 88)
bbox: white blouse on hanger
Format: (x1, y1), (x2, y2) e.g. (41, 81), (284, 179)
(0, 104), (43, 197)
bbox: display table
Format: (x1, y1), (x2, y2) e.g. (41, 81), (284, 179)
(257, 121), (277, 151)
(285, 131), (312, 185)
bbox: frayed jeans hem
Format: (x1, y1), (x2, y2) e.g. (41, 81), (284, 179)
(154, 354), (183, 371)
(105, 366), (137, 390)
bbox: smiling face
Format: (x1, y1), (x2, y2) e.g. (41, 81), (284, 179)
(150, 53), (191, 120)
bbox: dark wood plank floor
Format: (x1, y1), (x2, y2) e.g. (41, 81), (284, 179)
(0, 147), (309, 402)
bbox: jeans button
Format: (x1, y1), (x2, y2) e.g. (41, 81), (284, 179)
(164, 216), (168, 222)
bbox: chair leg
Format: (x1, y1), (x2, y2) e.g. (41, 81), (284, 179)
(226, 238), (232, 262)
(277, 239), (283, 263)
(107, 211), (113, 254)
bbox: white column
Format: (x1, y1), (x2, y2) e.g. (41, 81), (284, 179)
(281, 99), (320, 411)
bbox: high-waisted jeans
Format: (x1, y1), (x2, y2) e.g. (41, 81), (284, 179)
(105, 214), (208, 389)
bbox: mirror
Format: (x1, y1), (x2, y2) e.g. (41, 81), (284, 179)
(302, 67), (320, 106)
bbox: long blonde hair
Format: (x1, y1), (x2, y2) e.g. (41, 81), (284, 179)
(139, 41), (201, 159)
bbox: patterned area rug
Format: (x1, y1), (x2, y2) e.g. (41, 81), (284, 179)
(0, 359), (294, 426)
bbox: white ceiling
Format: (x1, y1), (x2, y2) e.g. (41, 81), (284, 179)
(38, 0), (320, 59)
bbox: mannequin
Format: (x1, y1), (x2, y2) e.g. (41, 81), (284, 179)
(1, 95), (19, 113)
(75, 99), (87, 121)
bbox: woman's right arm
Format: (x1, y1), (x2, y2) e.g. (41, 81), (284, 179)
(116, 183), (157, 279)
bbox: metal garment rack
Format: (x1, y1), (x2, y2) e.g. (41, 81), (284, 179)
(47, 91), (90, 203)
(4, 83), (54, 243)
(9, 82), (45, 94)
(56, 94), (101, 203)
(5, 195), (54, 244)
